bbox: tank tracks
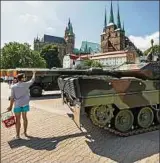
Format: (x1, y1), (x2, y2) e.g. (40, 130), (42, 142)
(89, 115), (160, 137)
(65, 100), (160, 137)
(103, 125), (160, 137)
(90, 114), (160, 137)
(89, 106), (160, 137)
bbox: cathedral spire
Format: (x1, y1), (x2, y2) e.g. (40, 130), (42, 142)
(117, 2), (121, 29)
(67, 18), (74, 35)
(109, 0), (114, 24)
(104, 7), (107, 28)
(122, 21), (125, 31)
(68, 18), (71, 26)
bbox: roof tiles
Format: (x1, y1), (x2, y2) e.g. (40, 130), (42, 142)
(43, 34), (66, 44)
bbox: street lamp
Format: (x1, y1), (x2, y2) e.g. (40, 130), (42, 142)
(151, 39), (154, 47)
(151, 39), (154, 60)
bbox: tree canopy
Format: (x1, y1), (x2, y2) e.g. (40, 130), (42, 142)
(136, 48), (144, 57)
(84, 59), (103, 68)
(144, 45), (160, 56)
(40, 44), (61, 68)
(1, 42), (46, 69)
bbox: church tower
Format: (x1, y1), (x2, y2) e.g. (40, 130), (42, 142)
(34, 35), (41, 51)
(113, 3), (126, 50)
(64, 18), (75, 54)
(101, 1), (126, 53)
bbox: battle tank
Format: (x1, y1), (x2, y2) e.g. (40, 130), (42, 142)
(12, 61), (160, 136)
(57, 61), (160, 136)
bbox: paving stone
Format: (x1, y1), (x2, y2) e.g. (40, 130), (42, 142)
(1, 83), (159, 163)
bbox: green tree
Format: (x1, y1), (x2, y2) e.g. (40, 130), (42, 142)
(91, 60), (103, 68)
(136, 48), (144, 56)
(40, 44), (61, 68)
(1, 42), (46, 69)
(29, 51), (46, 68)
(84, 59), (103, 68)
(144, 45), (160, 56)
(83, 60), (93, 67)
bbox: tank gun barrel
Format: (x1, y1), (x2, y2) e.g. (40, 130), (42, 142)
(13, 66), (160, 80)
(15, 68), (120, 78)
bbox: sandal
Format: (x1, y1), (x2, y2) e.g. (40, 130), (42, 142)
(23, 133), (31, 138)
(13, 136), (21, 140)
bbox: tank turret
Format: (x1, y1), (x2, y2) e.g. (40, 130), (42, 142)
(15, 59), (160, 80)
(115, 61), (160, 80)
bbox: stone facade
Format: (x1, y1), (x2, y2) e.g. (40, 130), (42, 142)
(34, 19), (75, 64)
(34, 2), (142, 65)
(101, 2), (140, 57)
(101, 25), (126, 53)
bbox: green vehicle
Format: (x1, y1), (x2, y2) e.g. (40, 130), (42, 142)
(29, 75), (59, 97)
(57, 61), (160, 136)
(16, 68), (60, 97)
(16, 68), (89, 97)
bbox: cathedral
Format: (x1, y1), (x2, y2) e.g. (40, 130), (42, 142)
(34, 19), (75, 63)
(101, 1), (141, 55)
(34, 18), (100, 63)
(34, 1), (142, 64)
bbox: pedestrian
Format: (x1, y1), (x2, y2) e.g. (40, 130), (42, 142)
(8, 77), (18, 100)
(8, 76), (13, 89)
(7, 71), (36, 139)
(12, 77), (18, 85)
(5, 75), (8, 83)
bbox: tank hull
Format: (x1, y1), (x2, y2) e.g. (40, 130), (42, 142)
(58, 76), (160, 136)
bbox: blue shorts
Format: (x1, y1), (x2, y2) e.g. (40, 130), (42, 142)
(14, 105), (30, 113)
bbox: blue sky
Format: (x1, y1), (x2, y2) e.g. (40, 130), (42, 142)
(1, 1), (159, 51)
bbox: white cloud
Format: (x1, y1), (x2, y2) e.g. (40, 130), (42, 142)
(19, 13), (38, 23)
(45, 27), (56, 34)
(129, 31), (159, 52)
(1, 1), (159, 53)
(1, 1), (65, 49)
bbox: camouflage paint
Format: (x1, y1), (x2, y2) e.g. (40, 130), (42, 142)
(82, 79), (160, 109)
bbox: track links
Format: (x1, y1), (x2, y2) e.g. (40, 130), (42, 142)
(104, 125), (160, 137)
(67, 102), (160, 137)
(89, 106), (160, 137)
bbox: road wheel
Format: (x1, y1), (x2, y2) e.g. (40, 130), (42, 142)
(30, 86), (42, 97)
(115, 110), (134, 132)
(90, 105), (114, 128)
(137, 107), (154, 128)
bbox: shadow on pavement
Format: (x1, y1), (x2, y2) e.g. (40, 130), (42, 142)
(7, 112), (159, 163)
(30, 93), (61, 101)
(78, 114), (159, 163)
(8, 132), (87, 151)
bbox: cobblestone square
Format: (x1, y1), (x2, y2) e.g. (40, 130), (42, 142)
(1, 83), (159, 163)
